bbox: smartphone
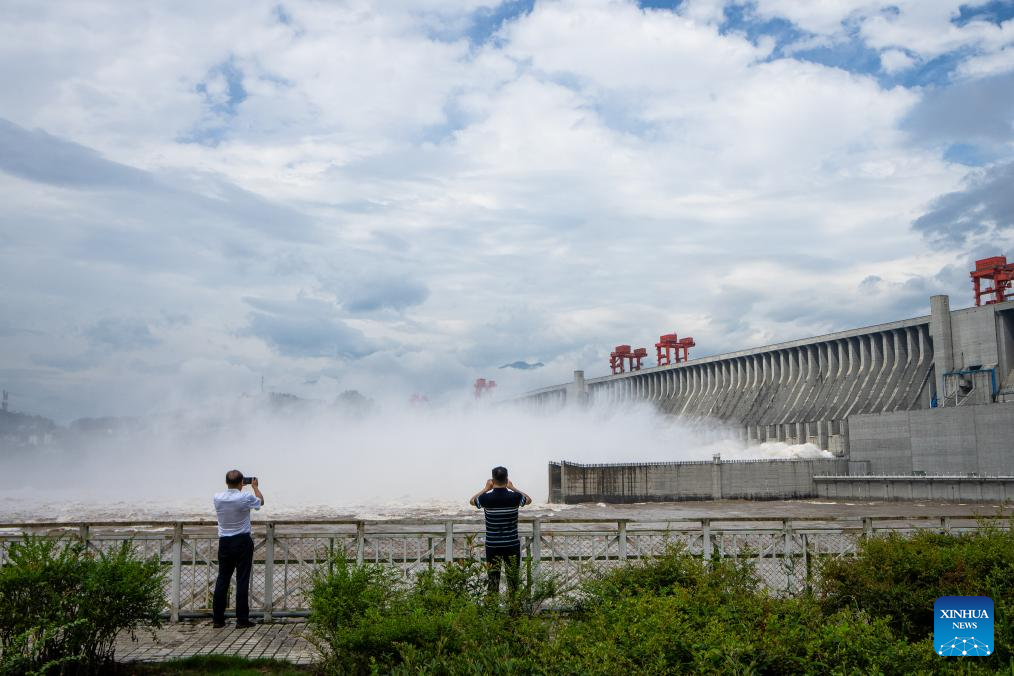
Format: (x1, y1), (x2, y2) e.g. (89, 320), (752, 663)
(242, 477), (255, 485)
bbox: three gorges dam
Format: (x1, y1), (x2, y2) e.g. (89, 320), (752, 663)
(521, 257), (1014, 504)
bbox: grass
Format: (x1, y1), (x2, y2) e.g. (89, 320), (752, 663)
(116, 655), (313, 675)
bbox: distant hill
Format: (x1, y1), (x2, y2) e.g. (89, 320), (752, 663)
(499, 361), (544, 370)
(0, 409), (59, 447)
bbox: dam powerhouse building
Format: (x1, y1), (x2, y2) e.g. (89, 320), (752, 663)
(522, 281), (1014, 503)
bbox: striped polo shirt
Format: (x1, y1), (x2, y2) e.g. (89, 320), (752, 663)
(475, 487), (529, 550)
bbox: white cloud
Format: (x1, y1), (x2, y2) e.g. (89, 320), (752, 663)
(752, 0), (884, 35)
(880, 48), (917, 73)
(957, 43), (1014, 78)
(0, 0), (1008, 421)
(859, 3), (1011, 59)
(753, 1), (1014, 74)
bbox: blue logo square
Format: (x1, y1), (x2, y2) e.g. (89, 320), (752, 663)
(935, 596), (994, 657)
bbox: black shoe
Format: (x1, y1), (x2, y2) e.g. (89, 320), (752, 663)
(212, 621), (226, 628)
(235, 620), (257, 629)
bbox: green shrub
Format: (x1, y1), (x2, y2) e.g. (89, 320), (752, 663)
(0, 536), (165, 675)
(308, 553), (551, 674)
(818, 524), (1014, 647)
(577, 543), (758, 608)
(308, 528), (1014, 674)
(127, 654), (312, 674)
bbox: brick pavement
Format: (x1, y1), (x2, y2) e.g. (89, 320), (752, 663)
(116, 619), (315, 665)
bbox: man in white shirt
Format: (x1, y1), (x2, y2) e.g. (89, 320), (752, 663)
(212, 469), (264, 628)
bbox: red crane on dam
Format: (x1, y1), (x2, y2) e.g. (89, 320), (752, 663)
(609, 345), (630, 374)
(609, 345), (648, 374)
(971, 255), (1014, 306)
(655, 333), (696, 366)
(474, 378), (497, 399)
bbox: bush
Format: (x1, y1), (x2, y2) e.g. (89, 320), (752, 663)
(308, 529), (1014, 674)
(0, 536), (166, 675)
(818, 522), (1014, 650)
(308, 553), (551, 674)
(577, 542), (758, 607)
(544, 547), (939, 675)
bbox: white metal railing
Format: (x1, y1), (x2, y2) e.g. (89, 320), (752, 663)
(0, 515), (1006, 620)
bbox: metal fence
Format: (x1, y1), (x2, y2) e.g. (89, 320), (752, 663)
(0, 515), (1002, 620)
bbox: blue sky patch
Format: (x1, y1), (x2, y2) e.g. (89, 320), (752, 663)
(953, 1), (1014, 27)
(637, 0), (684, 10)
(943, 143), (996, 166)
(196, 59), (247, 118)
(892, 51), (967, 87)
(721, 3), (807, 59)
(181, 58), (248, 146)
(272, 3), (293, 26)
(468, 0), (535, 46)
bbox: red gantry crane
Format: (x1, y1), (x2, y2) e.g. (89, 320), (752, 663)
(474, 378), (497, 400)
(676, 336), (695, 363)
(971, 255), (1014, 306)
(609, 345), (630, 374)
(656, 333), (696, 366)
(609, 345), (648, 374)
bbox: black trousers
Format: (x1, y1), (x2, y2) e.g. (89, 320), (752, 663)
(213, 533), (254, 623)
(486, 545), (521, 595)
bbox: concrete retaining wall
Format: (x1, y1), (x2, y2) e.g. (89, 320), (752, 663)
(549, 458), (848, 503)
(849, 402), (1014, 475)
(815, 476), (1014, 502)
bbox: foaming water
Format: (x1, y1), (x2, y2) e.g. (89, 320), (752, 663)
(0, 399), (830, 521)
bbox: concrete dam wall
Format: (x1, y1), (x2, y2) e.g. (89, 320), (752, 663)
(814, 475), (1014, 502)
(524, 296), (1014, 456)
(529, 294), (1014, 503)
(848, 401), (1014, 475)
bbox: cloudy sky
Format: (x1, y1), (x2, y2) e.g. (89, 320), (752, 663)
(1, 0), (1012, 421)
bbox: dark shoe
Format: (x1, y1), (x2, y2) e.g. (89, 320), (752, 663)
(212, 621), (226, 628)
(235, 620), (257, 629)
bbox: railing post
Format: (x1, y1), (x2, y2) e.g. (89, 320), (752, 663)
(78, 524), (90, 548)
(862, 517), (873, 538)
(355, 521), (365, 566)
(263, 523), (274, 622)
(170, 522), (182, 623)
(783, 519), (793, 593)
(702, 519), (712, 562)
(617, 520), (627, 561)
(941, 516), (951, 534)
(444, 521), (454, 564)
(532, 518), (542, 578)
(802, 533), (811, 592)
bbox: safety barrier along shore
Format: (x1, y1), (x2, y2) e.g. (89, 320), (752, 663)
(2, 514), (1010, 620)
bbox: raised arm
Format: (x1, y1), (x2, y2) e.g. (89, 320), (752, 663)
(251, 477), (265, 507)
(469, 479), (494, 506)
(506, 480), (533, 506)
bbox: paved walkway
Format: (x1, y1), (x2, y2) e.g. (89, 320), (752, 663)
(116, 619), (314, 665)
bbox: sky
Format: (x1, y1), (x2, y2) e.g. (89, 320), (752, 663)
(1, 0), (1012, 422)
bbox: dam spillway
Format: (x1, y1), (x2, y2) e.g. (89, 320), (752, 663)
(522, 294), (1014, 501)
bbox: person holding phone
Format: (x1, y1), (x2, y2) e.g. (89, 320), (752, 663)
(469, 466), (532, 596)
(212, 469), (264, 628)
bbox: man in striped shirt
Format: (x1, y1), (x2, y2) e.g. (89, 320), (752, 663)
(469, 466), (532, 596)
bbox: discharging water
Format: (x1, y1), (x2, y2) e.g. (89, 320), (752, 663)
(1, 399), (989, 524)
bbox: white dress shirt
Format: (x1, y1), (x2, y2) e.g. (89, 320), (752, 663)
(213, 488), (262, 537)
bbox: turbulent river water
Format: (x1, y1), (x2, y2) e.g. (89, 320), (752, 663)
(0, 497), (999, 525)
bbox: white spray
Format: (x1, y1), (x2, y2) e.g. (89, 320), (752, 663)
(0, 398), (829, 521)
